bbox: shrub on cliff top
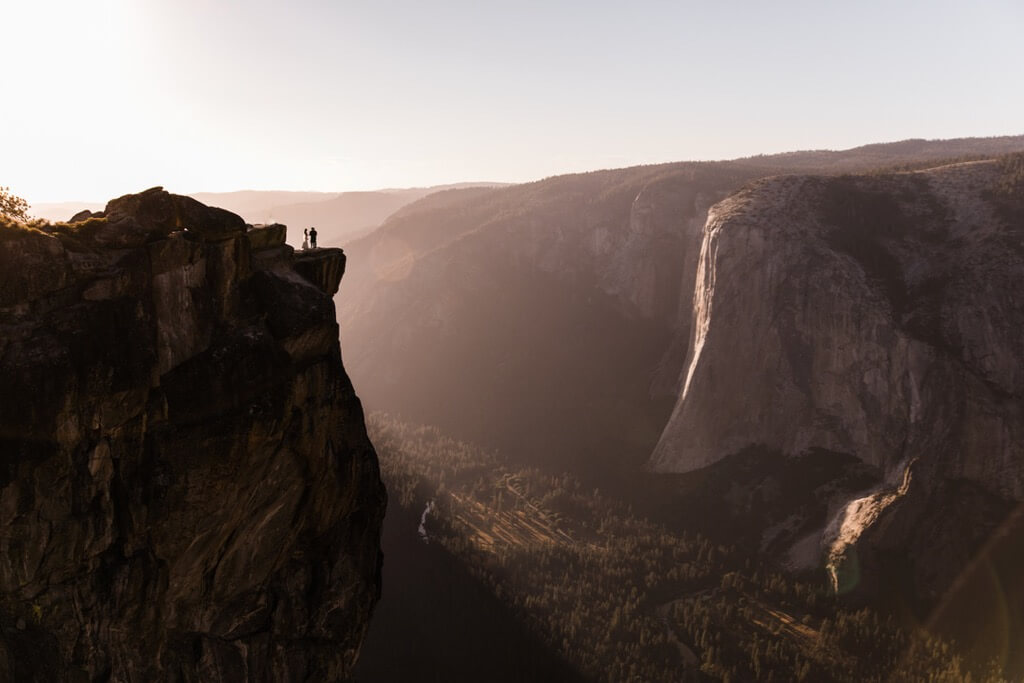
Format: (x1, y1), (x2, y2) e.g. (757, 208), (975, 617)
(0, 215), (49, 238)
(0, 186), (31, 222)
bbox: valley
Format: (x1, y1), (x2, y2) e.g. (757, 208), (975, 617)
(358, 414), (1002, 681)
(342, 139), (1024, 681)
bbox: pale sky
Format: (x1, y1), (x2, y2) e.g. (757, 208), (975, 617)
(3, 0), (1022, 204)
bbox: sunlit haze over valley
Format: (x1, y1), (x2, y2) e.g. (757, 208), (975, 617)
(2, 2), (1024, 682)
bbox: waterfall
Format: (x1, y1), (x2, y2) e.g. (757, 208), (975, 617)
(417, 500), (435, 543)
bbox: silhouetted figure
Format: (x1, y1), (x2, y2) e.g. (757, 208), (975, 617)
(302, 228), (310, 250)
(309, 227), (318, 249)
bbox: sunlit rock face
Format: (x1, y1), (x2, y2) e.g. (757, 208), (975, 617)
(649, 161), (1024, 598)
(337, 140), (1024, 474)
(0, 188), (385, 681)
(337, 166), (764, 469)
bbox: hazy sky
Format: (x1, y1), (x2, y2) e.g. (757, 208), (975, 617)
(4, 0), (1023, 203)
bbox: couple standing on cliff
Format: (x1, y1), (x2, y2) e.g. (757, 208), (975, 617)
(302, 227), (318, 250)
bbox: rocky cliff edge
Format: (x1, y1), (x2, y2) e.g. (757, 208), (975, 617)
(0, 187), (385, 681)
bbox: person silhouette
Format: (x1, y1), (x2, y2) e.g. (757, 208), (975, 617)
(302, 228), (309, 250)
(309, 227), (318, 249)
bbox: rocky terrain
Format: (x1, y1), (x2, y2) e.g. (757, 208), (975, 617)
(649, 158), (1024, 603)
(0, 188), (385, 681)
(32, 184), (509, 247)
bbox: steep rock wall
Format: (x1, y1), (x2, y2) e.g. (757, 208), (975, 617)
(648, 162), (1024, 595)
(336, 165), (761, 469)
(0, 188), (385, 681)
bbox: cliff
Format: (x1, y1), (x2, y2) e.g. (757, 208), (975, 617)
(337, 164), (768, 470)
(337, 137), (1024, 473)
(0, 188), (385, 681)
(648, 160), (1024, 598)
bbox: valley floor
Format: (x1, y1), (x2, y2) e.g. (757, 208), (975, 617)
(355, 415), (1006, 682)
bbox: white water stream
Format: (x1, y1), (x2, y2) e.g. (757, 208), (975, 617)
(417, 500), (435, 544)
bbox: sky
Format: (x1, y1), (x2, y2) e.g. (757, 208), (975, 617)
(3, 0), (1023, 204)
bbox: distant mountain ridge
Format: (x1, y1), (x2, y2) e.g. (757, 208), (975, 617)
(32, 182), (509, 246)
(738, 134), (1024, 170)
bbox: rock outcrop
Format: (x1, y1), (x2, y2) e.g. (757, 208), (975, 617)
(648, 160), (1024, 599)
(0, 188), (385, 681)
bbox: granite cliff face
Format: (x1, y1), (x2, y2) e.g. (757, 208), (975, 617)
(649, 160), (1024, 597)
(338, 164), (781, 468)
(0, 188), (385, 681)
(338, 138), (1024, 473)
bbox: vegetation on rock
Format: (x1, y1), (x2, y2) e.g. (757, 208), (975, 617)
(0, 186), (30, 221)
(369, 413), (1005, 682)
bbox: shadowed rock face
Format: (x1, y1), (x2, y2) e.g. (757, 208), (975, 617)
(648, 160), (1024, 600)
(0, 189), (385, 681)
(337, 138), (1024, 475)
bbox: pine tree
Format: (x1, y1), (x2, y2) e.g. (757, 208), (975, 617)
(0, 186), (31, 221)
